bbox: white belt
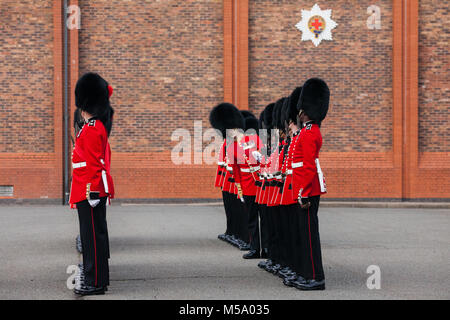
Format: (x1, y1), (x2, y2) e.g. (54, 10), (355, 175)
(217, 161), (225, 166)
(275, 175), (282, 179)
(226, 166), (233, 172)
(72, 162), (86, 169)
(316, 158), (326, 192)
(286, 169), (293, 175)
(241, 166), (260, 173)
(267, 174), (274, 179)
(102, 170), (109, 193)
(292, 162), (303, 168)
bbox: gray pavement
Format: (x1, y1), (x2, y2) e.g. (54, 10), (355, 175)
(0, 204), (448, 300)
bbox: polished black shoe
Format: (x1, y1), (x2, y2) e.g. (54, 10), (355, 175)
(224, 234), (233, 244)
(228, 236), (240, 247)
(243, 250), (261, 259)
(263, 260), (275, 271)
(218, 234), (227, 241)
(268, 263), (282, 274)
(294, 279), (325, 291)
(238, 242), (251, 251)
(283, 274), (298, 287)
(259, 259), (272, 269)
(278, 267), (294, 279)
(74, 285), (105, 296)
(76, 235), (82, 254)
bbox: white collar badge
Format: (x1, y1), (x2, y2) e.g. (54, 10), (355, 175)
(295, 3), (338, 47)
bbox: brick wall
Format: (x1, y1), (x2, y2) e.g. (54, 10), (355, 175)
(0, 0), (448, 202)
(418, 1), (450, 152)
(79, 0), (224, 153)
(248, 0), (393, 153)
(0, 0), (54, 153)
(78, 0), (224, 199)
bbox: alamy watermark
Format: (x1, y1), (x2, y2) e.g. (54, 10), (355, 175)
(170, 122), (281, 168)
(366, 265), (381, 290)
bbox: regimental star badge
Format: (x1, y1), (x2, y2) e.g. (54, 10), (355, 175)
(295, 3), (338, 47)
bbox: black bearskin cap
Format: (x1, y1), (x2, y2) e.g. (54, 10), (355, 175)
(297, 78), (329, 122)
(75, 72), (114, 136)
(75, 72), (110, 116)
(281, 97), (290, 129)
(209, 103), (245, 137)
(288, 86), (302, 123)
(241, 110), (256, 120)
(245, 117), (259, 133)
(263, 103), (275, 128)
(273, 98), (286, 129)
(258, 110), (264, 129)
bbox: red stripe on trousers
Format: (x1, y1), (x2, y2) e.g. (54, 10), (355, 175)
(307, 207), (316, 280)
(90, 207), (98, 287)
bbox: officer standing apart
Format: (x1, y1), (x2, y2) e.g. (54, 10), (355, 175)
(291, 78), (329, 290)
(70, 72), (115, 296)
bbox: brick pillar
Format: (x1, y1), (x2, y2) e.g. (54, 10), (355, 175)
(224, 0), (249, 110)
(53, 0), (64, 202)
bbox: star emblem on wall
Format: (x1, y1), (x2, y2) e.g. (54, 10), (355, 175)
(295, 3), (338, 47)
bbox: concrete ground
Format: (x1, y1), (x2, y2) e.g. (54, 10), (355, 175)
(0, 204), (448, 300)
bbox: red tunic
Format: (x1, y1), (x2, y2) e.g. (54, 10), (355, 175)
(291, 122), (327, 200)
(266, 146), (280, 207)
(269, 141), (285, 206)
(69, 119), (114, 207)
(280, 131), (301, 205)
(215, 141), (226, 188)
(231, 134), (262, 196)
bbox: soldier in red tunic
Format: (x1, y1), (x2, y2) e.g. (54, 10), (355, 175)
(209, 103), (248, 249)
(290, 78), (329, 291)
(70, 72), (115, 296)
(231, 115), (265, 259)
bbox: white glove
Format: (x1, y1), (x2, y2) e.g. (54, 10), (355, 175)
(252, 150), (263, 162)
(88, 199), (100, 208)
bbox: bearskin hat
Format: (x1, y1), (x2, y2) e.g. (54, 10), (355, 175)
(288, 86), (302, 124)
(262, 103), (275, 128)
(258, 110), (264, 129)
(75, 72), (111, 116)
(297, 78), (329, 122)
(241, 110), (256, 120)
(273, 98), (286, 130)
(281, 96), (290, 129)
(75, 72), (115, 136)
(209, 102), (245, 137)
(245, 117), (259, 133)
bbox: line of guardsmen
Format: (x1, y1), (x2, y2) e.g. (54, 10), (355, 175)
(210, 78), (329, 291)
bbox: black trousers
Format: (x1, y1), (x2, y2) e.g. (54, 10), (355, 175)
(77, 198), (110, 287)
(221, 191), (232, 236)
(244, 195), (260, 251)
(279, 205), (291, 268)
(258, 204), (269, 253)
(291, 196), (324, 281)
(233, 195), (248, 243)
(267, 206), (281, 264)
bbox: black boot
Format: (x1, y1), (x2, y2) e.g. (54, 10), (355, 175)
(293, 278), (325, 291)
(243, 249), (260, 259)
(74, 285), (105, 296)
